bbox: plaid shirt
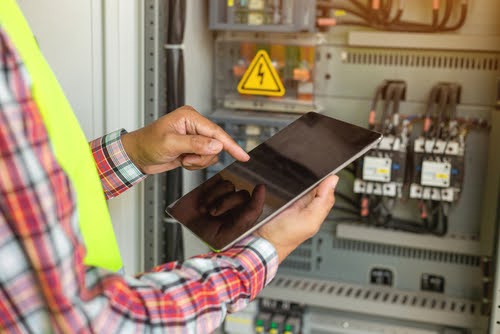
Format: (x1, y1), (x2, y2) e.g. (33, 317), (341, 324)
(0, 27), (278, 333)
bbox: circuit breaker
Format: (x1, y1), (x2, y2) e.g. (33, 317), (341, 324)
(410, 83), (466, 203)
(205, 1), (499, 332)
(209, 0), (316, 32)
(354, 81), (409, 199)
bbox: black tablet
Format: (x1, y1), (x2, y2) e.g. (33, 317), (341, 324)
(166, 112), (382, 251)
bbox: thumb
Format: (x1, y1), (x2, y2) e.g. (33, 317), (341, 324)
(304, 175), (338, 218)
(167, 133), (223, 156)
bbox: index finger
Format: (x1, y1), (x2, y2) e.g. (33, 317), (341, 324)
(192, 113), (250, 162)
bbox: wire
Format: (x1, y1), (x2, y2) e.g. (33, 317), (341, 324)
(432, 0), (440, 28)
(424, 84), (440, 137)
(318, 0), (468, 33)
(435, 84), (449, 139)
(335, 192), (360, 209)
(426, 201), (448, 236)
(316, 1), (370, 21)
(333, 204), (362, 216)
(448, 83), (459, 121)
(386, 82), (405, 136)
(441, 1), (468, 31)
(389, 0), (404, 24)
(369, 82), (386, 130)
(438, 0), (453, 29)
(380, 83), (396, 134)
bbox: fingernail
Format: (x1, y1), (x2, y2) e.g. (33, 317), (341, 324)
(332, 176), (339, 189)
(209, 140), (222, 152)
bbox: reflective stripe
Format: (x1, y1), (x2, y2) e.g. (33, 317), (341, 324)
(0, 0), (122, 271)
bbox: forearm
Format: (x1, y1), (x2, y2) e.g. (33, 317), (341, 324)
(83, 237), (278, 332)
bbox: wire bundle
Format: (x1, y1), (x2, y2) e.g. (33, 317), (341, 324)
(316, 0), (469, 32)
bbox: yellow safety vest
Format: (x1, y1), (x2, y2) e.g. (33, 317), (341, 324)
(1, 0), (123, 271)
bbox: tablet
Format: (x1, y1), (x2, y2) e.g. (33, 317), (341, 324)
(166, 112), (382, 251)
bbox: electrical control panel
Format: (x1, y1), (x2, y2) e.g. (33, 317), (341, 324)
(152, 1), (500, 333)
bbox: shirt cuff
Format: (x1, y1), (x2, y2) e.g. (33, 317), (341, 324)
(234, 235), (279, 293)
(198, 235), (279, 302)
(90, 129), (146, 199)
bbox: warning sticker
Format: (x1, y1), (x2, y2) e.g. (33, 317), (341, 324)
(237, 50), (286, 97)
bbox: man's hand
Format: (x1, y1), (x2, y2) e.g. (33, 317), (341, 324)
(121, 106), (250, 174)
(254, 175), (339, 263)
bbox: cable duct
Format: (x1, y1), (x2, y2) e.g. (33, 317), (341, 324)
(164, 0), (186, 261)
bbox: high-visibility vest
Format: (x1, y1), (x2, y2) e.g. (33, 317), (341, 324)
(1, 0), (123, 271)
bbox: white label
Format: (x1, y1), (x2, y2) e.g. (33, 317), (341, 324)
(362, 156), (391, 182)
(248, 0), (265, 9)
(421, 161), (451, 187)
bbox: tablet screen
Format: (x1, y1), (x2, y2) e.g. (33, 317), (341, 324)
(166, 112), (382, 251)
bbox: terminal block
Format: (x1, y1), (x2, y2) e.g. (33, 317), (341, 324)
(209, 0), (316, 32)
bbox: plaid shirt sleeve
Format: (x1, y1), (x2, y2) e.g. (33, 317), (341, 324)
(0, 27), (278, 334)
(90, 130), (146, 200)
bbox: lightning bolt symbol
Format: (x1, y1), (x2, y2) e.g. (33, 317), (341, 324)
(257, 63), (264, 85)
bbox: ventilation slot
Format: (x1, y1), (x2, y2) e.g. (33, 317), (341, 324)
(281, 259), (311, 272)
(343, 51), (500, 71)
(270, 277), (480, 316)
(332, 239), (481, 266)
(290, 247), (312, 258)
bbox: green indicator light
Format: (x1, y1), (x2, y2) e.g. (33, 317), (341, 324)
(285, 324), (293, 331)
(270, 322), (278, 328)
(256, 319), (264, 326)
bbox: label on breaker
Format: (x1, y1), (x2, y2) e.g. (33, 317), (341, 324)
(362, 156), (391, 182)
(421, 160), (451, 187)
(248, 0), (265, 9)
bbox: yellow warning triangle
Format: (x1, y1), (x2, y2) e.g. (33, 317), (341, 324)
(237, 50), (286, 97)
